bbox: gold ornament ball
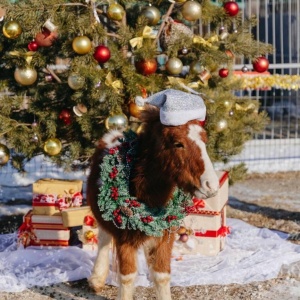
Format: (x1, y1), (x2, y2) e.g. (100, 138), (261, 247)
(14, 67), (38, 86)
(3, 20), (22, 39)
(166, 57), (183, 75)
(190, 61), (204, 74)
(72, 36), (92, 55)
(129, 102), (145, 118)
(44, 138), (62, 156)
(68, 73), (85, 90)
(181, 1), (202, 21)
(175, 0), (187, 2)
(107, 3), (125, 21)
(216, 119), (228, 132)
(141, 6), (161, 26)
(0, 144), (10, 165)
(84, 230), (95, 240)
(105, 113), (128, 131)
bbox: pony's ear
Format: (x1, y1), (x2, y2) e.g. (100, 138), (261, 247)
(139, 104), (160, 123)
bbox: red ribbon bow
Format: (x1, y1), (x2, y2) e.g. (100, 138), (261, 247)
(84, 215), (97, 227)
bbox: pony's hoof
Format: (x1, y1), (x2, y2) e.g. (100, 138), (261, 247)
(88, 275), (106, 294)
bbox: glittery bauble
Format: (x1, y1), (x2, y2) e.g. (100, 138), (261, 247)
(166, 57), (183, 75)
(135, 58), (158, 76)
(175, 0), (187, 2)
(219, 68), (229, 78)
(67, 73), (85, 90)
(44, 138), (62, 156)
(224, 1), (239, 17)
(28, 40), (39, 51)
(3, 20), (22, 39)
(190, 61), (204, 74)
(252, 56), (269, 73)
(241, 65), (249, 73)
(141, 6), (161, 26)
(14, 67), (38, 86)
(129, 102), (145, 118)
(216, 119), (228, 132)
(84, 230), (96, 241)
(105, 113), (128, 131)
(58, 108), (71, 120)
(181, 1), (202, 21)
(0, 144), (10, 165)
(107, 3), (125, 21)
(93, 45), (111, 63)
(72, 36), (92, 55)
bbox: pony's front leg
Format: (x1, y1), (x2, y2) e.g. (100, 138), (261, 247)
(116, 242), (138, 300)
(88, 227), (112, 293)
(144, 233), (175, 300)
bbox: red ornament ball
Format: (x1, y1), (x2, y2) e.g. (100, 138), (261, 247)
(135, 58), (158, 76)
(224, 1), (239, 17)
(219, 68), (229, 78)
(252, 56), (269, 73)
(59, 108), (71, 120)
(28, 40), (39, 51)
(93, 45), (111, 64)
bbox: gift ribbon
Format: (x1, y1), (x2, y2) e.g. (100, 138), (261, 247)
(130, 26), (156, 49)
(105, 72), (123, 92)
(194, 226), (230, 238)
(84, 215), (97, 227)
(193, 35), (219, 50)
(235, 103), (256, 111)
(9, 50), (36, 64)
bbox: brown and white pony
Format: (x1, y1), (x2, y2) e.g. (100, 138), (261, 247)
(87, 104), (219, 300)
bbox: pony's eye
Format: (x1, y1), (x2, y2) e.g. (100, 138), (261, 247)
(174, 142), (184, 148)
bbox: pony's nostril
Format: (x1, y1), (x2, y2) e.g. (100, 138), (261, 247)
(203, 180), (211, 190)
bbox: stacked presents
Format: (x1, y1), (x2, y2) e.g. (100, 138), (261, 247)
(173, 171), (230, 256)
(18, 178), (96, 249)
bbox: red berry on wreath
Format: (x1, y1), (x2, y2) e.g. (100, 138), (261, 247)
(224, 1), (239, 17)
(93, 45), (111, 64)
(252, 56), (269, 73)
(219, 68), (229, 78)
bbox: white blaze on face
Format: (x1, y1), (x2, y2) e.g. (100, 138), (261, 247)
(188, 124), (219, 198)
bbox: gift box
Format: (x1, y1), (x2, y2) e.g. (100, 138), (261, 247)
(18, 210), (70, 248)
(61, 206), (92, 227)
(185, 171), (228, 214)
(173, 207), (230, 256)
(32, 178), (83, 215)
(77, 213), (99, 251)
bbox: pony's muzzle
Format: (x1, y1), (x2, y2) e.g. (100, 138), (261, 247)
(195, 172), (220, 199)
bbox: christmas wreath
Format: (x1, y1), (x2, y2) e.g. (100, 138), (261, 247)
(97, 131), (192, 237)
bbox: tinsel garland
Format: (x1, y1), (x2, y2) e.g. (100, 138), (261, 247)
(97, 131), (192, 237)
(233, 74), (300, 90)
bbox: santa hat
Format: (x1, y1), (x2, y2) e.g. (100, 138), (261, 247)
(143, 89), (206, 126)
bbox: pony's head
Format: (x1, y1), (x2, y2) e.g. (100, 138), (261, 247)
(139, 105), (219, 199)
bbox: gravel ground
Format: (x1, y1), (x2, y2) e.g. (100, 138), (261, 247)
(0, 171), (300, 300)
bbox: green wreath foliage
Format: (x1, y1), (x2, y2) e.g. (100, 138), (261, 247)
(97, 131), (192, 237)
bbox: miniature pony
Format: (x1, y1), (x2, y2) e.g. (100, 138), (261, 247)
(87, 104), (219, 300)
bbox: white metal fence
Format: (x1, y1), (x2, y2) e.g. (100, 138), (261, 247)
(228, 0), (300, 172)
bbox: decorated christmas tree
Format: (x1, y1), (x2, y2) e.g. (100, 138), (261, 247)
(0, 0), (272, 180)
